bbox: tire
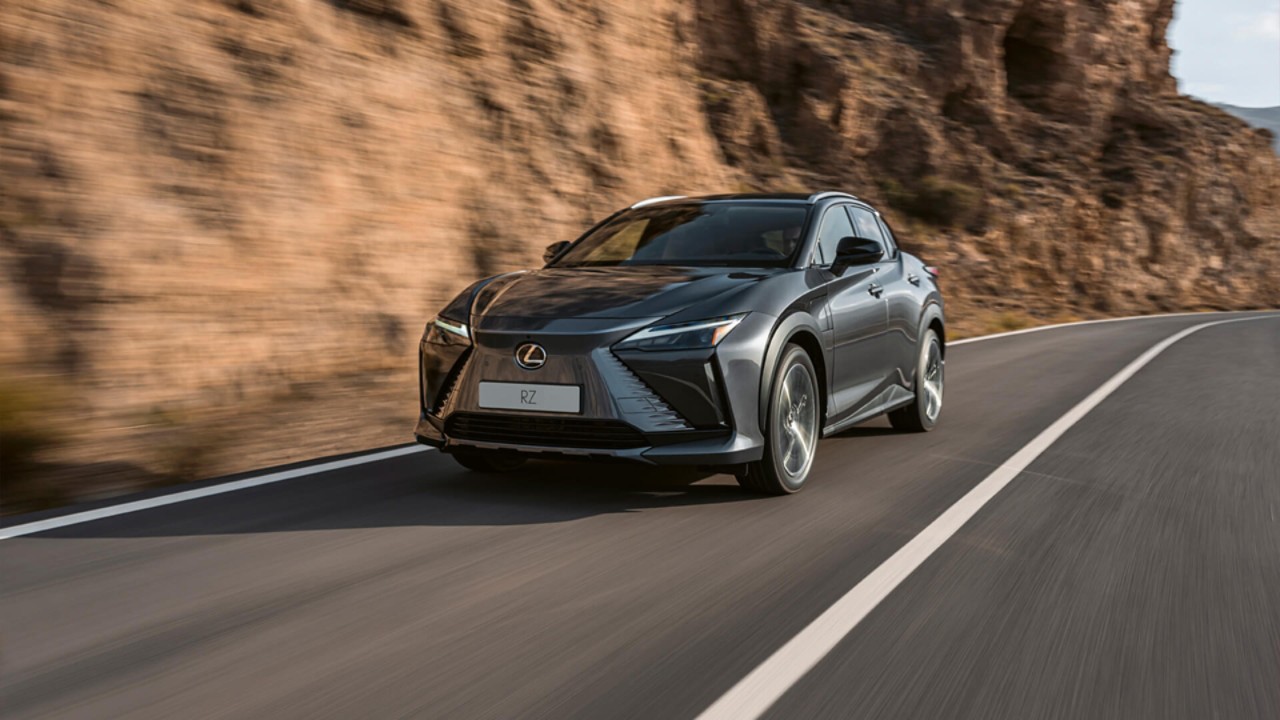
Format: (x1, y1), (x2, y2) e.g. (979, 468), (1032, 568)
(737, 344), (820, 495)
(451, 448), (527, 473)
(888, 327), (943, 432)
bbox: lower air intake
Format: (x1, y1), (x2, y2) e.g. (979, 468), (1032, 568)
(446, 413), (648, 449)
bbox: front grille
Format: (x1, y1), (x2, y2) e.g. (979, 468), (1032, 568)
(446, 412), (647, 449)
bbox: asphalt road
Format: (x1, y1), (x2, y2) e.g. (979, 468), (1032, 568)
(3, 312), (1278, 719)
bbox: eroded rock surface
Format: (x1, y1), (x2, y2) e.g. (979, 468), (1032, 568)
(1, 0), (1276, 502)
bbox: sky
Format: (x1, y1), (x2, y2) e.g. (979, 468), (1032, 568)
(1168, 0), (1280, 107)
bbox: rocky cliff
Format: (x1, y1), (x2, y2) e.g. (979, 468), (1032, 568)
(2, 0), (1277, 507)
(1216, 104), (1280, 152)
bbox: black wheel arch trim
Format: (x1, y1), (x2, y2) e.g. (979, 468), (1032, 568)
(758, 309), (829, 433)
(918, 299), (946, 356)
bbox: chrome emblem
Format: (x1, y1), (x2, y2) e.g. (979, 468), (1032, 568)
(515, 343), (548, 370)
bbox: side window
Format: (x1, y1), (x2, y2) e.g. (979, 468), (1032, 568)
(811, 206), (856, 266)
(848, 206), (890, 262)
(875, 215), (898, 257)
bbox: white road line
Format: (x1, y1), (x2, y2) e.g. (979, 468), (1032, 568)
(0, 445), (432, 540)
(950, 310), (1218, 346)
(2, 310), (1269, 539)
(694, 313), (1279, 720)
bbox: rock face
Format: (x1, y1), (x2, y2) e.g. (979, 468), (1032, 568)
(1, 0), (1277, 502)
(692, 0), (1278, 312)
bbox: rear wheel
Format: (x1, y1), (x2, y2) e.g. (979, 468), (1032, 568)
(451, 449), (527, 473)
(738, 345), (819, 495)
(888, 328), (943, 432)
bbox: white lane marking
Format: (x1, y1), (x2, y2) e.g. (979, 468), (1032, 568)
(3, 311), (1268, 539)
(695, 314), (1279, 720)
(950, 310), (1217, 346)
(0, 445), (432, 540)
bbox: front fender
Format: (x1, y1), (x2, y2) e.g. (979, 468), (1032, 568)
(436, 271), (527, 324)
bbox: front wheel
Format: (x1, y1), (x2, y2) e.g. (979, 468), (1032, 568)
(737, 345), (820, 495)
(888, 328), (943, 432)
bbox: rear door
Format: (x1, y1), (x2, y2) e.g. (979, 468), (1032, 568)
(811, 204), (890, 423)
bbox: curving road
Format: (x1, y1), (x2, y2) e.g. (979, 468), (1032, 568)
(2, 312), (1278, 719)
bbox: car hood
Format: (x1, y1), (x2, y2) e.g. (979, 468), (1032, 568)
(470, 266), (775, 321)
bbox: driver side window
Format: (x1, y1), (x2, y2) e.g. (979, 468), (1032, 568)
(811, 206), (856, 267)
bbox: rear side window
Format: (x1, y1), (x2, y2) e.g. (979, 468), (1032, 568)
(811, 206), (856, 266)
(875, 216), (899, 256)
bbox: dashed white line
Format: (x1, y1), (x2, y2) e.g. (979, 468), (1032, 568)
(693, 314), (1278, 720)
(0, 445), (431, 540)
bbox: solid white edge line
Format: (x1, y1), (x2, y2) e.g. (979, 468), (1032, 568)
(3, 310), (1270, 540)
(949, 310), (1218, 346)
(694, 313), (1279, 720)
(0, 445), (432, 540)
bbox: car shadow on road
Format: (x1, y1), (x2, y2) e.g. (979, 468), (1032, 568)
(828, 425), (899, 439)
(17, 418), (915, 539)
(20, 452), (759, 538)
(378, 458), (755, 527)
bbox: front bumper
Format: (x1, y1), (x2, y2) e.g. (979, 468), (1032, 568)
(415, 313), (775, 466)
(414, 414), (760, 465)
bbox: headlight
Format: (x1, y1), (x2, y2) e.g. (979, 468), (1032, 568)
(425, 316), (470, 345)
(614, 314), (746, 352)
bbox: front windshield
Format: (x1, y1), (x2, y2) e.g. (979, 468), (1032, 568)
(552, 202), (810, 268)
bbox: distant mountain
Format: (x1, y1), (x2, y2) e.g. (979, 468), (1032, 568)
(1215, 103), (1280, 152)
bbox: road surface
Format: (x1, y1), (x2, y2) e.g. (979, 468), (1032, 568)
(3, 312), (1278, 719)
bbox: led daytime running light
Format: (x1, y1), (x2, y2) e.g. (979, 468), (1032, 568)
(624, 315), (744, 345)
(433, 317), (470, 339)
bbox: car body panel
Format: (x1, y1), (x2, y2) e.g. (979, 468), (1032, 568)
(823, 262), (892, 422)
(415, 193), (944, 467)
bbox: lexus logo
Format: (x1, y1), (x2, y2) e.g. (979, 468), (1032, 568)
(514, 343), (547, 370)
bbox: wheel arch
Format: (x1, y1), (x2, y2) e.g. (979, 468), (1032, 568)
(920, 301), (946, 358)
(758, 311), (829, 433)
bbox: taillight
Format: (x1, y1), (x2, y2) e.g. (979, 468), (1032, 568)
(924, 266), (940, 277)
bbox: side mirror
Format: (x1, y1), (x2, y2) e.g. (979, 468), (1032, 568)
(543, 241), (571, 264)
(833, 236), (883, 269)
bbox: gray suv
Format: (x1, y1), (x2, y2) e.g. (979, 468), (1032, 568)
(415, 192), (945, 494)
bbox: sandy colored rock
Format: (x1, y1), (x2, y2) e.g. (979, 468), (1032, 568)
(1, 0), (1276, 507)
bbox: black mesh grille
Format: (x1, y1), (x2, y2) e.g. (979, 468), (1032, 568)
(432, 349), (471, 412)
(446, 413), (647, 449)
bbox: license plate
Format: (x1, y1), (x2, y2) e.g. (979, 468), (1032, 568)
(478, 382), (581, 414)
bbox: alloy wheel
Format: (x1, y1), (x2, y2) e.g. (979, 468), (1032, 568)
(776, 362), (818, 479)
(922, 337), (943, 422)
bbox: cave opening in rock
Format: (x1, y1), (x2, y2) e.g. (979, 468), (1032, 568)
(1003, 7), (1065, 112)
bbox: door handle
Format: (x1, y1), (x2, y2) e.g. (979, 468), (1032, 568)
(907, 273), (920, 286)
(868, 283), (884, 298)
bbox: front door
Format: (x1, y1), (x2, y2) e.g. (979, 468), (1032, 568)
(851, 206), (921, 384)
(810, 204), (890, 423)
